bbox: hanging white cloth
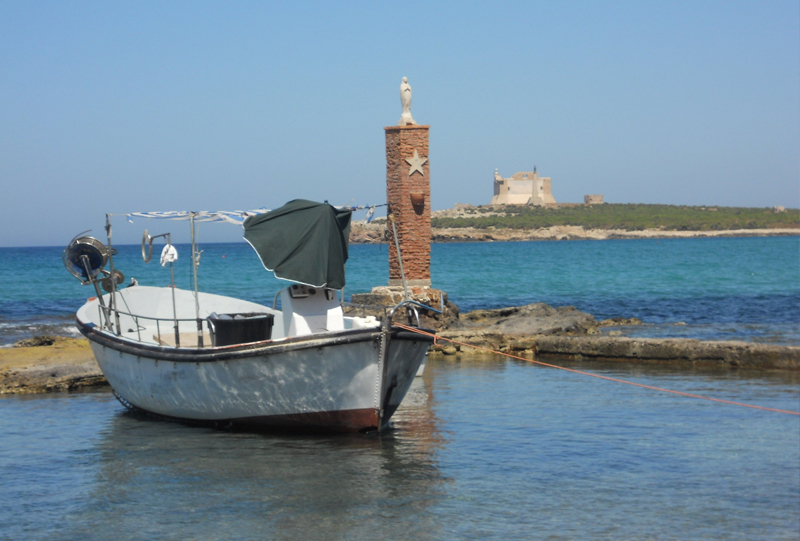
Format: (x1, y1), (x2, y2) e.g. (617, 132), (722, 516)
(160, 244), (178, 266)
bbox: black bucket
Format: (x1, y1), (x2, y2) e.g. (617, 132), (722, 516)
(208, 312), (274, 347)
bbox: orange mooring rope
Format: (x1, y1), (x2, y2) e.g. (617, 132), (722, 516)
(395, 323), (800, 416)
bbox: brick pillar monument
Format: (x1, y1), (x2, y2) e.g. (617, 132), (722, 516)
(349, 78), (456, 329)
(385, 125), (431, 287)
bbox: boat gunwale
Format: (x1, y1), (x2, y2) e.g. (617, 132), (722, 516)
(78, 318), (434, 363)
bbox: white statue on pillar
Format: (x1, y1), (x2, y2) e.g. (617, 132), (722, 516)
(399, 77), (416, 126)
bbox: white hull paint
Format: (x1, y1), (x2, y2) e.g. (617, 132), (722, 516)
(76, 286), (432, 432)
(83, 325), (429, 432)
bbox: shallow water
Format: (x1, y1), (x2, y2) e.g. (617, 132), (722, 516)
(1, 357), (798, 540)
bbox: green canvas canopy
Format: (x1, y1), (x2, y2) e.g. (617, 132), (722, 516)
(243, 200), (352, 289)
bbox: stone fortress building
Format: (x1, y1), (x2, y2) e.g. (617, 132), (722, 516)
(490, 168), (556, 206)
(489, 168), (604, 206)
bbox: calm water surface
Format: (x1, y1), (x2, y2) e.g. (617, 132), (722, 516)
(2, 357), (798, 540)
(1, 235), (798, 538)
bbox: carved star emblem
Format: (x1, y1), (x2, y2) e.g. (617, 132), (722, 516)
(405, 149), (428, 176)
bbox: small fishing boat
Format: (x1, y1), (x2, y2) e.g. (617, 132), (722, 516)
(64, 200), (434, 432)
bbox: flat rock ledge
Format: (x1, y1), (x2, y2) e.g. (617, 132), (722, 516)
(425, 302), (798, 370)
(431, 333), (799, 370)
(0, 337), (107, 395)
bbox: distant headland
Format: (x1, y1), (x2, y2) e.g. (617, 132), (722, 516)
(350, 203), (799, 243)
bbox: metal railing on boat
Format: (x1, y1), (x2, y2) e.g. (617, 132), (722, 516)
(97, 305), (211, 349)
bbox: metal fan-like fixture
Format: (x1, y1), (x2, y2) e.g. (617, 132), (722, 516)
(63, 234), (108, 283)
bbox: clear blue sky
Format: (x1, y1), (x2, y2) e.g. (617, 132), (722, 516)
(1, 0), (798, 246)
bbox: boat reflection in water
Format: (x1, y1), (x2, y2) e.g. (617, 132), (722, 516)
(61, 377), (447, 541)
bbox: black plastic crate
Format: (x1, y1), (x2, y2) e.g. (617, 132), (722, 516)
(208, 312), (274, 347)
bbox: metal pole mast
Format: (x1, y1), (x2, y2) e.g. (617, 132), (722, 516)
(190, 212), (203, 347)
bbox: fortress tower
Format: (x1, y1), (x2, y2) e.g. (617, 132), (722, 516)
(490, 169), (556, 206)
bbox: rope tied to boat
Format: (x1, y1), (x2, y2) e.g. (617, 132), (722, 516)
(394, 323), (800, 417)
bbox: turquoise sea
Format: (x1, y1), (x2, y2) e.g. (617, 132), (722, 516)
(1, 235), (799, 539)
(1, 235), (798, 345)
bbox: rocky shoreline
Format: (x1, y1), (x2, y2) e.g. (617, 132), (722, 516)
(425, 303), (799, 370)
(3, 302), (796, 395)
(432, 331), (799, 370)
(0, 336), (106, 394)
(349, 221), (799, 244)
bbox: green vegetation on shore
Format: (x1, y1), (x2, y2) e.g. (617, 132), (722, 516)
(431, 204), (800, 231)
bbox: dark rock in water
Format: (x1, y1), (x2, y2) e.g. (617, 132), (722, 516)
(598, 317), (644, 327)
(428, 303), (599, 356)
(453, 303), (597, 336)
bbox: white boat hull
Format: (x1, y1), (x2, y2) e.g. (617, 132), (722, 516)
(82, 323), (430, 432)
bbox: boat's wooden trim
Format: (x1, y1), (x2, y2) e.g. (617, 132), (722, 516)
(78, 319), (433, 363)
